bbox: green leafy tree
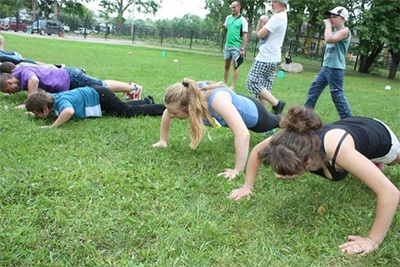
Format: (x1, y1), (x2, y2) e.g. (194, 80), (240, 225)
(288, 0), (337, 53)
(59, 13), (82, 30)
(23, 0), (93, 20)
(98, 0), (162, 33)
(0, 0), (27, 20)
(356, 0), (400, 79)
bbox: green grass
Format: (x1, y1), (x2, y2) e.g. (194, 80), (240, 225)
(0, 33), (399, 266)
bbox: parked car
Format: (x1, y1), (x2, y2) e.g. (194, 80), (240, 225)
(31, 19), (64, 36)
(73, 27), (93, 35)
(0, 17), (27, 32)
(31, 20), (46, 34)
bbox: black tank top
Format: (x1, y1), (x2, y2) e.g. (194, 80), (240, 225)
(310, 117), (392, 181)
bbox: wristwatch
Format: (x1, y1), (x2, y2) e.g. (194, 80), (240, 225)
(240, 48), (245, 51)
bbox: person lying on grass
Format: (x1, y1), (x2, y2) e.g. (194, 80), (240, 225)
(0, 61), (60, 74)
(25, 86), (165, 128)
(0, 64), (143, 108)
(152, 78), (281, 180)
(229, 106), (400, 255)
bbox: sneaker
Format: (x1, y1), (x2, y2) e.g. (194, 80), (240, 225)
(143, 95), (155, 104)
(125, 82), (143, 100)
(54, 64), (66, 69)
(272, 100), (286, 114)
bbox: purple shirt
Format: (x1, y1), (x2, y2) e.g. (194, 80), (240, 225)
(13, 65), (70, 93)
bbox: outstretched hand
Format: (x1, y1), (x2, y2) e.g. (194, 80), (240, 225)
(217, 169), (240, 181)
(151, 141), (168, 148)
(229, 186), (252, 201)
(15, 104), (26, 109)
(339, 235), (378, 255)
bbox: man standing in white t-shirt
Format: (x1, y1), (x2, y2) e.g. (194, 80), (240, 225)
(246, 0), (288, 114)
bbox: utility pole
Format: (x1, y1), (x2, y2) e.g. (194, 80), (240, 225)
(130, 0), (136, 41)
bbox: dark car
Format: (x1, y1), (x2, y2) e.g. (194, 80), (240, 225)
(31, 19), (64, 36)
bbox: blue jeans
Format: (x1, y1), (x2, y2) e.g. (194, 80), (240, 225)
(65, 67), (104, 89)
(304, 66), (352, 119)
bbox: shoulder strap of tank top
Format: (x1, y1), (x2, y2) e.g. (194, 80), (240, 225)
(331, 132), (350, 167)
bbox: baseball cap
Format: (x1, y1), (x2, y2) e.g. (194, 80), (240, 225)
(325, 6), (349, 21)
(272, 0), (289, 4)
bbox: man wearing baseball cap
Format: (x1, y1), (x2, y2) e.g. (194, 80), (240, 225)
(304, 6), (353, 119)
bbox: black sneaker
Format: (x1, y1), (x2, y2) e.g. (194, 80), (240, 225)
(272, 100), (286, 114)
(144, 95), (155, 104)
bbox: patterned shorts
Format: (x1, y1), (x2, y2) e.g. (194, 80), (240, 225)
(246, 60), (279, 96)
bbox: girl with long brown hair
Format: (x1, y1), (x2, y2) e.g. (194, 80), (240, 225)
(229, 106), (400, 255)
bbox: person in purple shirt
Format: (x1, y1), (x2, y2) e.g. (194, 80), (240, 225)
(0, 64), (143, 106)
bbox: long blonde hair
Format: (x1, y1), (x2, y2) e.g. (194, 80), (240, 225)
(164, 78), (222, 149)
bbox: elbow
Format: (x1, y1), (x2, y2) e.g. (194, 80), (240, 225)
(387, 187), (400, 207)
(324, 37), (335, 44)
(235, 130), (250, 145)
(65, 108), (75, 117)
(242, 131), (251, 143)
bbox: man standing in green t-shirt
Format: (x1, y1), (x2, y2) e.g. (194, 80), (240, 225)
(222, 1), (248, 90)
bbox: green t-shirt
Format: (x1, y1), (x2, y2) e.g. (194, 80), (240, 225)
(224, 15), (248, 47)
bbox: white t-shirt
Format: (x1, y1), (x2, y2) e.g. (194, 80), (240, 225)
(256, 11), (288, 62)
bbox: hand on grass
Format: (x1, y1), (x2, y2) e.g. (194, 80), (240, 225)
(217, 169), (240, 181)
(152, 141), (168, 148)
(229, 186), (252, 201)
(15, 104), (26, 109)
(339, 235), (378, 255)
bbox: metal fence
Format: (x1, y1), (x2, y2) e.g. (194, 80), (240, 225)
(82, 25), (393, 68)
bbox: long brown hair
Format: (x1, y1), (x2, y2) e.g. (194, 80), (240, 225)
(258, 106), (326, 175)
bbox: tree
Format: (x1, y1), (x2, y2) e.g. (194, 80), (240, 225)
(98, 0), (162, 34)
(355, 0), (399, 78)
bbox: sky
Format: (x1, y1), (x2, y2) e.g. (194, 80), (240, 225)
(85, 0), (210, 20)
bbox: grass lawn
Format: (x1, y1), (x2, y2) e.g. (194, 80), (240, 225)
(0, 32), (399, 266)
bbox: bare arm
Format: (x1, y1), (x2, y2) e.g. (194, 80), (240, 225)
(26, 75), (40, 95)
(14, 76), (40, 109)
(229, 137), (272, 200)
(212, 91), (250, 180)
(49, 107), (74, 127)
(240, 32), (248, 54)
(257, 15), (270, 39)
(324, 19), (349, 43)
(257, 15), (269, 31)
(152, 109), (172, 148)
(324, 130), (400, 254)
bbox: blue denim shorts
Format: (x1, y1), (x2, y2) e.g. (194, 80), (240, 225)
(224, 46), (240, 60)
(66, 67), (105, 89)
